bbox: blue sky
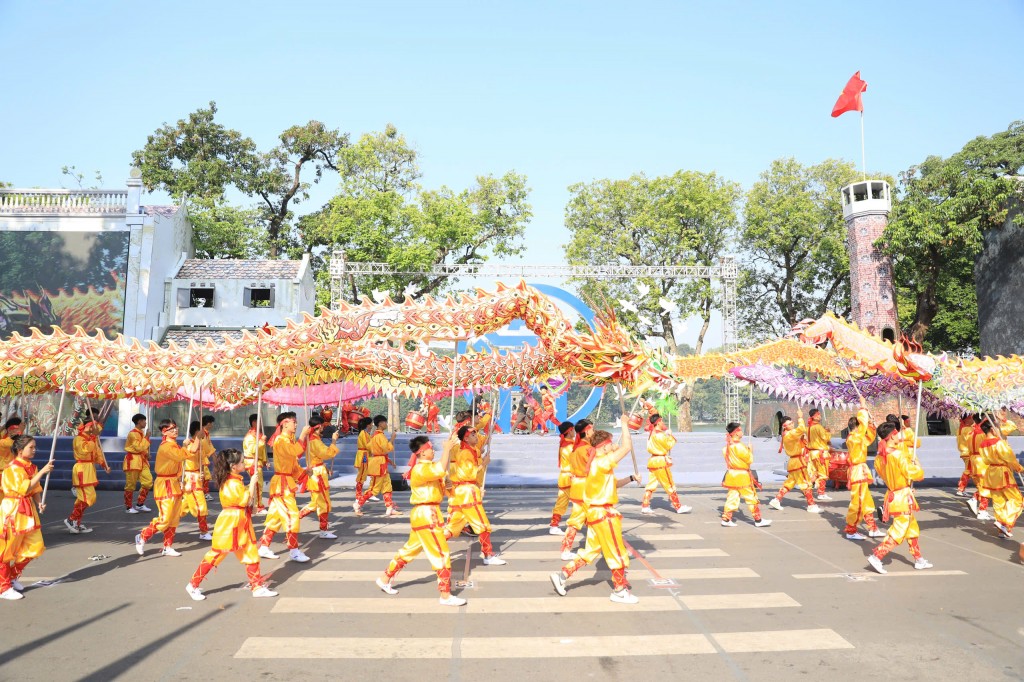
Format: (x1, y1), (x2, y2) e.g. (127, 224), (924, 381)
(2, 1), (1022, 345)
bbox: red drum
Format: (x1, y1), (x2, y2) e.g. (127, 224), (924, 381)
(827, 449), (850, 489)
(405, 411), (426, 431)
(627, 413), (644, 432)
(347, 411), (362, 427)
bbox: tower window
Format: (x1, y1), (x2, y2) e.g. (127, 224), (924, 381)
(881, 327), (896, 343)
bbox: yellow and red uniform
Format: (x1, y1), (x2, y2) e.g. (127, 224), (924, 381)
(0, 456), (45, 592)
(548, 433), (573, 528)
(353, 428), (370, 498)
(642, 423), (684, 510)
(444, 430), (498, 557)
(260, 432), (306, 551)
(0, 429), (15, 504)
(806, 420), (831, 494)
(383, 454), (453, 593)
(241, 427), (267, 510)
(300, 436), (338, 530)
(981, 435), (1023, 531)
(969, 424), (992, 512)
(67, 425), (108, 526)
(201, 426), (214, 494)
(955, 419), (975, 494)
(560, 449), (630, 591)
(561, 442), (593, 555)
(138, 436), (190, 547)
(357, 429), (396, 508)
(425, 398), (441, 433)
(844, 409), (880, 535)
(539, 390), (561, 433)
(872, 439), (925, 561)
(773, 417), (815, 506)
(181, 433), (209, 534)
(189, 473), (266, 591)
(123, 426), (153, 510)
(721, 439), (763, 522)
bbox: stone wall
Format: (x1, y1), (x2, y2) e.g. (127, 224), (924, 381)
(977, 202), (1024, 356)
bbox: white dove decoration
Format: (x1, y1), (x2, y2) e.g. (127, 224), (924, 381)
(617, 298), (639, 313)
(372, 289), (391, 304)
(402, 283), (420, 300)
(636, 282), (650, 298)
(638, 315), (654, 327)
(658, 297), (679, 313)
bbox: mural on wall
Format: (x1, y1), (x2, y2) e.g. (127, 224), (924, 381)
(0, 231), (129, 339)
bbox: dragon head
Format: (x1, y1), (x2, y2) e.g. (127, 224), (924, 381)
(893, 336), (936, 382)
(570, 308), (649, 387)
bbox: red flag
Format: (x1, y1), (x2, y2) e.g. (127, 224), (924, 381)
(831, 71), (867, 118)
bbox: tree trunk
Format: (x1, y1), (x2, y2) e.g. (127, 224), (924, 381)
(905, 270), (939, 344)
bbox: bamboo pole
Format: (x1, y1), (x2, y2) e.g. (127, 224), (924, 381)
(38, 373), (69, 510)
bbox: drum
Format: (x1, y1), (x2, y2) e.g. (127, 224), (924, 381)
(827, 449), (850, 489)
(405, 411), (425, 431)
(320, 408), (334, 423)
(347, 411), (362, 428)
(627, 413), (644, 432)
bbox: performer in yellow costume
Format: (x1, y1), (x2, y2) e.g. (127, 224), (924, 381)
(65, 412), (110, 534)
(806, 408), (832, 500)
(561, 420), (594, 560)
(979, 419), (1023, 538)
(954, 415), (975, 497)
(186, 448), (278, 601)
(354, 416), (399, 516)
(299, 415), (340, 539)
(444, 422), (507, 565)
(0, 435), (54, 600)
(842, 407), (884, 540)
(181, 421), (211, 541)
(352, 417), (373, 503)
(135, 419), (196, 557)
(640, 414), (691, 515)
(868, 421), (932, 573)
(966, 415), (995, 520)
(201, 415), (216, 500)
(242, 413), (268, 515)
(123, 413), (153, 514)
(769, 410), (820, 513)
(258, 412), (311, 563)
(721, 422), (772, 527)
(0, 417), (24, 504)
(547, 421), (575, 535)
(550, 425), (641, 604)
(376, 434), (467, 606)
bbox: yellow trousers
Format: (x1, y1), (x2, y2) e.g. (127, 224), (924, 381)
(991, 486), (1023, 530)
(883, 514), (920, 544)
(446, 485), (491, 535)
(74, 485), (97, 507)
(809, 454), (828, 483)
(355, 461), (368, 486)
(199, 544), (259, 566)
(1, 528), (44, 563)
(566, 500), (587, 531)
(845, 481), (877, 529)
(781, 467), (811, 491)
(576, 507), (629, 571)
(124, 468), (153, 492)
(369, 473), (393, 496)
(149, 496), (183, 533)
(389, 506), (451, 572)
(264, 492), (301, 534)
(182, 490), (208, 518)
(551, 486), (570, 517)
(723, 487), (760, 519)
(302, 491), (331, 516)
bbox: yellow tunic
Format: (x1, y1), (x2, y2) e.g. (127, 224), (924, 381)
(878, 443), (923, 517)
(646, 429), (676, 469)
(354, 430), (370, 469)
(981, 438), (1023, 492)
(0, 435), (14, 472)
(845, 409), (876, 485)
(386, 459), (451, 578)
(123, 428), (151, 472)
(72, 434), (105, 488)
(367, 430), (394, 477)
(722, 441), (754, 489)
(242, 429), (267, 471)
(306, 438), (339, 493)
(575, 452), (629, 571)
(211, 474), (256, 554)
(445, 443), (491, 535)
(782, 419), (807, 472)
(0, 458), (44, 563)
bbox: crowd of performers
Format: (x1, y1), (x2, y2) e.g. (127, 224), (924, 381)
(0, 400), (1022, 604)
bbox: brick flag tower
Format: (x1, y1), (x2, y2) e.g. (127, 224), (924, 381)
(842, 180), (898, 341)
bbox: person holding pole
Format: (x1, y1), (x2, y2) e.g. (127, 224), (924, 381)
(123, 413), (153, 514)
(201, 415), (216, 501)
(805, 408), (832, 501)
(842, 405), (885, 540)
(354, 415), (399, 516)
(181, 421), (212, 541)
(258, 412), (311, 563)
(134, 419), (196, 557)
(550, 423), (641, 604)
(65, 411), (109, 534)
(352, 416), (374, 505)
(639, 413), (691, 515)
(0, 417), (25, 504)
(721, 422), (772, 528)
(0, 435), (54, 600)
(547, 421), (575, 535)
(768, 409), (820, 514)
(242, 413), (268, 515)
(443, 420), (506, 565)
(954, 415), (976, 498)
(979, 418), (1024, 538)
(560, 419), (595, 560)
(299, 415), (340, 539)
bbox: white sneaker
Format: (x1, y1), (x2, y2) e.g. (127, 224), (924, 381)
(914, 557), (933, 570)
(994, 521), (1013, 538)
(754, 519), (773, 527)
(252, 586), (278, 598)
(376, 577), (398, 595)
(560, 550), (577, 561)
(481, 555), (507, 566)
(370, 495), (380, 502)
(845, 532), (867, 541)
(548, 526), (565, 536)
(289, 548), (310, 563)
(807, 504), (822, 514)
(77, 524), (93, 534)
(126, 507), (139, 514)
(867, 554), (887, 574)
(0, 588), (24, 600)
(258, 546), (279, 560)
(768, 498), (783, 511)
(352, 501), (363, 515)
(549, 572), (567, 596)
(868, 529), (886, 538)
(134, 534), (145, 556)
(967, 497), (979, 515)
(978, 510), (995, 521)
(817, 494), (832, 501)
(675, 505), (692, 514)
(954, 490), (971, 497)
(721, 519), (737, 527)
(64, 519), (80, 534)
(318, 531), (337, 539)
(135, 504), (152, 512)
(11, 580), (24, 592)
(639, 507), (655, 516)
(198, 532), (213, 541)
(609, 589), (639, 604)
(385, 507), (402, 517)
(254, 508), (268, 516)
(185, 583), (205, 601)
(161, 547), (182, 557)
(439, 594), (467, 606)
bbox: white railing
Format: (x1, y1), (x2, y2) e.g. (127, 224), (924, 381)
(0, 189), (129, 215)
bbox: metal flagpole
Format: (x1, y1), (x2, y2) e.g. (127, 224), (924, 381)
(860, 111), (867, 180)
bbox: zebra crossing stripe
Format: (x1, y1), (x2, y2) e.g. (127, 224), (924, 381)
(318, 548), (727, 561)
(295, 567), (759, 582)
(792, 570), (967, 579)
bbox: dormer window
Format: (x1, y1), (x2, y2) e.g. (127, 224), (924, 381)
(245, 286), (274, 308)
(177, 285), (214, 308)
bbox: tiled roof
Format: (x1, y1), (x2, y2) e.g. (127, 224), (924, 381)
(175, 259), (302, 280)
(160, 327), (278, 348)
(142, 205), (179, 218)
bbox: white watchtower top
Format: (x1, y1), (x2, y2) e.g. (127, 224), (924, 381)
(841, 180), (891, 220)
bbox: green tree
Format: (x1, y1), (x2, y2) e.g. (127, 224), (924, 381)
(132, 102), (349, 258)
(300, 125), (532, 307)
(737, 158), (865, 339)
(881, 121), (1024, 349)
(563, 170), (741, 430)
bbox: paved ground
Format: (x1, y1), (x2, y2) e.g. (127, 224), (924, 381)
(4, 484), (1024, 681)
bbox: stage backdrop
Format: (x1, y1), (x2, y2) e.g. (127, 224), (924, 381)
(0, 230), (129, 339)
